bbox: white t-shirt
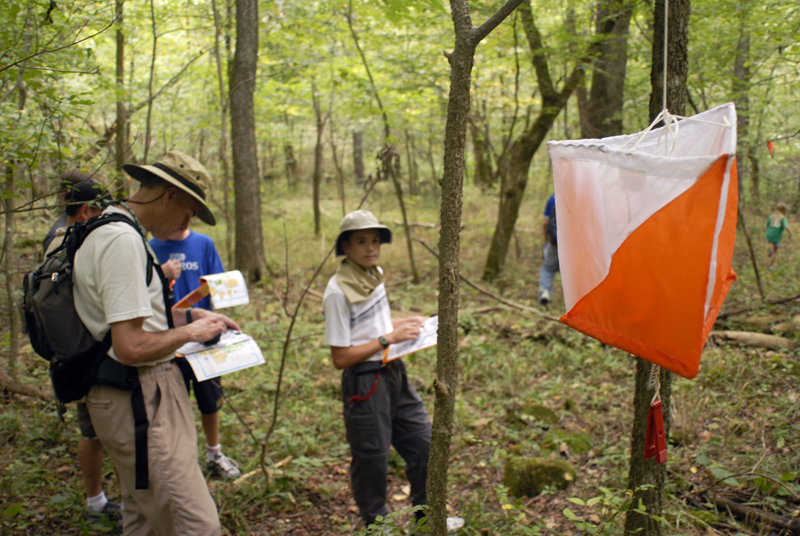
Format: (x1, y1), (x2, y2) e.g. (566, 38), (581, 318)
(73, 206), (173, 366)
(323, 269), (393, 363)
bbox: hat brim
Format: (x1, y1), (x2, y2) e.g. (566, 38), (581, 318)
(335, 226), (392, 256)
(123, 163), (216, 226)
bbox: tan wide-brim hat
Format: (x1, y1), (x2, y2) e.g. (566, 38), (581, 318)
(123, 151), (216, 225)
(335, 210), (392, 256)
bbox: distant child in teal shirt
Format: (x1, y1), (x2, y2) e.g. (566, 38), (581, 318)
(766, 202), (792, 269)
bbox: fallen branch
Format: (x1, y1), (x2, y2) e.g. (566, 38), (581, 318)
(415, 239), (560, 322)
(0, 367), (53, 402)
(709, 330), (796, 351)
(717, 292), (800, 320)
(388, 220), (438, 229)
(707, 493), (800, 534)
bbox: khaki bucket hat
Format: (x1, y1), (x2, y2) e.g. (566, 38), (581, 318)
(335, 210), (392, 256)
(123, 151), (216, 225)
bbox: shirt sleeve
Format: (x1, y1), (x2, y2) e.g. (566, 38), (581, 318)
(208, 238), (224, 273)
(544, 195), (555, 218)
(97, 232), (154, 324)
(323, 291), (351, 347)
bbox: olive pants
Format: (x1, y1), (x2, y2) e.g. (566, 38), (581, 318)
(342, 359), (432, 527)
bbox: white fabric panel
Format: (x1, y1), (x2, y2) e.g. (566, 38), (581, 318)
(547, 103), (737, 311)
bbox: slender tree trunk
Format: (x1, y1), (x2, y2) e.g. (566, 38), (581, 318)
(115, 0), (126, 189)
(732, 19), (755, 201)
(330, 125), (347, 216)
(3, 166), (20, 383)
(470, 121), (491, 188)
(624, 1), (689, 535)
(230, 0), (267, 281)
(405, 130), (418, 196)
(428, 3), (524, 534)
(311, 80), (328, 237)
(353, 131), (365, 187)
(211, 0), (234, 266)
(144, 0), (157, 162)
(284, 144), (298, 188)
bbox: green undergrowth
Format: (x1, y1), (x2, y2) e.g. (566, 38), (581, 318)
(3, 185), (800, 534)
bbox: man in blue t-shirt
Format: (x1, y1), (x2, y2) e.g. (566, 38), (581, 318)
(538, 193), (560, 305)
(150, 226), (242, 479)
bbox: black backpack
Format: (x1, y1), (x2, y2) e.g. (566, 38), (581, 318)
(546, 204), (558, 245)
(22, 211), (169, 490)
(22, 213), (155, 404)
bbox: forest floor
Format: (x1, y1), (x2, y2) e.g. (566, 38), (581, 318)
(1, 185), (800, 535)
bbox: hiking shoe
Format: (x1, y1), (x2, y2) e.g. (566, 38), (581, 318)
(207, 452), (242, 479)
(539, 290), (551, 306)
(85, 500), (122, 524)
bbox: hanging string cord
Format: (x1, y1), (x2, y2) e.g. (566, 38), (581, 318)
(647, 363), (662, 404)
(621, 0), (731, 155)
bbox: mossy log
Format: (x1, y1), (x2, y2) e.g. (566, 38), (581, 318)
(503, 456), (576, 497)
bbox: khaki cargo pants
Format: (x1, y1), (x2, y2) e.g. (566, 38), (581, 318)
(86, 361), (220, 536)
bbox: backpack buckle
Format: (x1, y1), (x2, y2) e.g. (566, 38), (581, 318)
(51, 273), (58, 283)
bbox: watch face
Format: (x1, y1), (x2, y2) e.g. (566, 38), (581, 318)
(379, 336), (388, 347)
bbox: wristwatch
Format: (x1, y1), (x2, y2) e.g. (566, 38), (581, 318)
(185, 307), (194, 325)
(378, 336), (389, 349)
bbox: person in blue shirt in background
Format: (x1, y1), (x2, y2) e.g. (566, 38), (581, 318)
(150, 224), (242, 479)
(538, 193), (560, 305)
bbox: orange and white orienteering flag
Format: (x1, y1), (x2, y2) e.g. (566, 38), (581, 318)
(547, 103), (738, 379)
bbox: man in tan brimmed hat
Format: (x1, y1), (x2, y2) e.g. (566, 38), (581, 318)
(73, 150), (238, 535)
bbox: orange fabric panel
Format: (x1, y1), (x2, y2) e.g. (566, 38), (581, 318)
(702, 157), (738, 340)
(560, 156), (732, 379)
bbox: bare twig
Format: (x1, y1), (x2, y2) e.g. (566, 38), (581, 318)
(0, 16), (118, 74)
(415, 239), (560, 322)
(717, 292), (800, 320)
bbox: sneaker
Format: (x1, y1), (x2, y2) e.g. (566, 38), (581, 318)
(539, 289), (551, 306)
(408, 516), (465, 534)
(85, 500), (122, 524)
(207, 452), (242, 479)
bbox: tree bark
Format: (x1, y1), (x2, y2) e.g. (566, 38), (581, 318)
(114, 0), (126, 190)
(143, 0), (157, 162)
(428, 2), (525, 534)
(311, 80), (328, 237)
(330, 124), (347, 216)
(230, 0), (267, 281)
(483, 1), (595, 281)
(3, 166), (20, 383)
(580, 0), (634, 138)
(284, 144), (298, 187)
(470, 121), (492, 188)
(211, 0), (234, 267)
(732, 18), (753, 201)
(353, 130), (365, 187)
(624, 2), (690, 535)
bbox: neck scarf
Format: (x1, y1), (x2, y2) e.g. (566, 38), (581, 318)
(335, 258), (385, 304)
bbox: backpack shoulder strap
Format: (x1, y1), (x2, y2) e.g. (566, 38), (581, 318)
(68, 213), (155, 286)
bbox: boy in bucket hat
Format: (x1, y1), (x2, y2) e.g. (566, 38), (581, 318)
(73, 150), (238, 535)
(323, 210), (463, 531)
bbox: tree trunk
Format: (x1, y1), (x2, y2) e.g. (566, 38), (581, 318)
(470, 121), (492, 188)
(330, 125), (347, 216)
(211, 0), (234, 267)
(115, 0), (126, 190)
(311, 81), (328, 237)
(284, 144), (298, 188)
(581, 0), (634, 138)
(144, 0), (157, 162)
(352, 130), (365, 187)
(230, 0), (267, 281)
(428, 3), (524, 534)
(624, 1), (690, 535)
(483, 1), (595, 281)
(3, 166), (20, 383)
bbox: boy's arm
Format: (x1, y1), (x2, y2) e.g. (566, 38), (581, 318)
(330, 321), (423, 370)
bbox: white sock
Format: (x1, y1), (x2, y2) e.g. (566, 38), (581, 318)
(206, 444), (221, 462)
(87, 491), (108, 513)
